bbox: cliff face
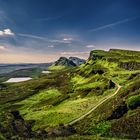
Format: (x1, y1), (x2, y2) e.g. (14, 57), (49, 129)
(73, 49), (140, 139)
(119, 61), (140, 70)
(88, 49), (140, 70)
(88, 50), (107, 60)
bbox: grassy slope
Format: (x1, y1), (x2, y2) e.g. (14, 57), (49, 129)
(73, 49), (140, 139)
(0, 49), (140, 139)
(10, 68), (114, 131)
(48, 65), (66, 71)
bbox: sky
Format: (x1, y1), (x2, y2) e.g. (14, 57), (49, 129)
(0, 0), (140, 63)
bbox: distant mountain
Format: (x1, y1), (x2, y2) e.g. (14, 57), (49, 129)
(0, 63), (53, 82)
(0, 63), (52, 74)
(69, 57), (86, 66)
(54, 57), (85, 67)
(54, 57), (77, 67)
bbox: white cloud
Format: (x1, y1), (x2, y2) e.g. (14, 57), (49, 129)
(48, 45), (54, 48)
(18, 33), (72, 44)
(60, 51), (89, 55)
(86, 45), (96, 48)
(0, 45), (7, 51)
(0, 28), (15, 36)
(18, 33), (47, 40)
(63, 37), (73, 41)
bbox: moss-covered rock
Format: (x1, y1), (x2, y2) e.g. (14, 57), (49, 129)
(126, 95), (140, 109)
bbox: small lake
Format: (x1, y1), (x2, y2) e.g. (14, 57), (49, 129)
(5, 77), (32, 83)
(42, 70), (51, 74)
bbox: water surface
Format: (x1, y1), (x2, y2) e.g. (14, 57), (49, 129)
(42, 70), (51, 74)
(5, 77), (32, 83)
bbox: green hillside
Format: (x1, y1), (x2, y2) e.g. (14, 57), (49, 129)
(0, 49), (140, 139)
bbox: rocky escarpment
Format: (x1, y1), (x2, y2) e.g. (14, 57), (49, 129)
(88, 49), (140, 70)
(119, 61), (140, 70)
(88, 50), (107, 60)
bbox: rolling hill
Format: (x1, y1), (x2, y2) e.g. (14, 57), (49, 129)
(0, 49), (140, 139)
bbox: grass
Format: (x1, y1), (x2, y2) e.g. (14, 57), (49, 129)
(71, 74), (102, 86)
(74, 76), (140, 138)
(75, 81), (105, 90)
(71, 75), (87, 85)
(48, 65), (66, 71)
(71, 49), (140, 138)
(126, 95), (140, 109)
(16, 88), (61, 114)
(20, 95), (111, 130)
(1, 49), (140, 139)
(16, 85), (115, 131)
(86, 121), (111, 135)
(47, 135), (124, 140)
(0, 134), (6, 140)
(96, 60), (118, 70)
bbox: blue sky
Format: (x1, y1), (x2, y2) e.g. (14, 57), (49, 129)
(0, 0), (140, 63)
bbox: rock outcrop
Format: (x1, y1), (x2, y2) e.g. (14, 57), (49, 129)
(54, 57), (77, 67)
(69, 57), (86, 66)
(119, 61), (140, 70)
(53, 57), (85, 67)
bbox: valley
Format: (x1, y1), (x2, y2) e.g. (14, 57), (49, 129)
(0, 49), (140, 139)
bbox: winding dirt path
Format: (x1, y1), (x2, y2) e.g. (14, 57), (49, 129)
(67, 82), (122, 125)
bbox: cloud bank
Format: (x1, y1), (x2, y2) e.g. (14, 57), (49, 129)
(0, 28), (15, 36)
